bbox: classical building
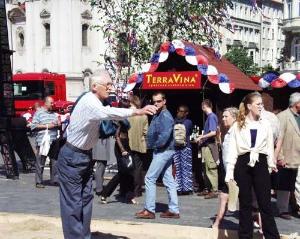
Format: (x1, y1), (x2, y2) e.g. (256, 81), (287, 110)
(5, 0), (288, 101)
(5, 0), (105, 101)
(282, 0), (300, 72)
(221, 0), (285, 70)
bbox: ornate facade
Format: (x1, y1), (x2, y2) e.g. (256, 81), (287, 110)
(5, 0), (105, 101)
(282, 0), (300, 72)
(221, 0), (284, 69)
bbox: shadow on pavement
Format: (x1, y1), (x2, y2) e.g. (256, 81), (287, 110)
(92, 231), (129, 239)
(155, 202), (168, 213)
(218, 218), (239, 231)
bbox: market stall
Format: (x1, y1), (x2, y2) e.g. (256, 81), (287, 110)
(124, 40), (260, 126)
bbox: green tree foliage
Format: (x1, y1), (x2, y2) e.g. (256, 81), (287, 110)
(90, 0), (233, 77)
(225, 47), (260, 75)
(261, 64), (279, 74)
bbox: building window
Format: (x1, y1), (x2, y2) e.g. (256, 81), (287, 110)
(263, 27), (266, 39)
(271, 49), (274, 60)
(16, 27), (25, 49)
(45, 81), (55, 96)
(44, 23), (50, 46)
(82, 24), (89, 47)
(272, 29), (274, 40)
(19, 32), (24, 47)
(295, 39), (300, 61)
(249, 50), (254, 61)
(288, 0), (292, 18)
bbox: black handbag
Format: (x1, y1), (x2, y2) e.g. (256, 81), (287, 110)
(48, 136), (67, 160)
(119, 154), (134, 172)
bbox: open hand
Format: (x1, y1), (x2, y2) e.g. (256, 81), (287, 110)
(122, 151), (129, 156)
(136, 105), (158, 116)
(277, 159), (286, 167)
(195, 135), (204, 144)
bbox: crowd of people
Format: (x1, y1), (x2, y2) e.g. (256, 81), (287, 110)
(24, 70), (300, 239)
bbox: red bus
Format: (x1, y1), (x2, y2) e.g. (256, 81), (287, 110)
(13, 72), (73, 116)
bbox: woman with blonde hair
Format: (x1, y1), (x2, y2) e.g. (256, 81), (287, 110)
(225, 92), (280, 239)
(212, 107), (238, 228)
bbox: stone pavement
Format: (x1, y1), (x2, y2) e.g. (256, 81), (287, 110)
(0, 167), (299, 238)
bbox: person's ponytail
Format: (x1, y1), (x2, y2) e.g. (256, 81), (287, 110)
(237, 102), (246, 129)
(237, 91), (262, 129)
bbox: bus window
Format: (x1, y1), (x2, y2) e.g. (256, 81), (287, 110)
(45, 81), (55, 96)
(13, 80), (44, 100)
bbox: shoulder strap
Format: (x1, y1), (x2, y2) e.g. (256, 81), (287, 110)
(62, 91), (88, 136)
(70, 91), (88, 115)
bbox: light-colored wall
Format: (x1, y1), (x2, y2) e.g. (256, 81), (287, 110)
(220, 0), (285, 69)
(282, 0), (300, 72)
(6, 0), (106, 101)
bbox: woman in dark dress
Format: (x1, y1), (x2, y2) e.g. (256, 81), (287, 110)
(100, 99), (136, 204)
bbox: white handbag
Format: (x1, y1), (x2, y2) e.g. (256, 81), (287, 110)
(39, 125), (51, 156)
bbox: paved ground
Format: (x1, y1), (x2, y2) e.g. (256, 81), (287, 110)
(0, 165), (299, 236)
(0, 212), (284, 239)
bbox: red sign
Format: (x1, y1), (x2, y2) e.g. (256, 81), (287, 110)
(142, 71), (201, 90)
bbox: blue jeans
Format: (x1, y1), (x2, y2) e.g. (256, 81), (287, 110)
(144, 150), (179, 214)
(57, 144), (94, 239)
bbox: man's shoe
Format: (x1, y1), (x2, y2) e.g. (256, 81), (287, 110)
(197, 190), (209, 196)
(36, 183), (45, 189)
(135, 209), (155, 219)
(292, 210), (300, 218)
(160, 210), (180, 219)
(100, 197), (107, 204)
(7, 175), (19, 180)
(204, 191), (218, 199)
(278, 212), (292, 220)
(178, 191), (193, 196)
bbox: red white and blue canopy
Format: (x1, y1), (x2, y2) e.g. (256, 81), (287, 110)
(251, 72), (300, 89)
(124, 40), (235, 94)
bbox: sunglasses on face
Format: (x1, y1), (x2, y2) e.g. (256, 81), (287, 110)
(152, 100), (163, 104)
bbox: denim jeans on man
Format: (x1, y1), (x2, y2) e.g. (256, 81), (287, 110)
(57, 144), (94, 239)
(144, 149), (179, 213)
(145, 108), (179, 214)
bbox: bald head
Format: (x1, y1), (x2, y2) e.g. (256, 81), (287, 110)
(44, 96), (54, 111)
(45, 96), (53, 103)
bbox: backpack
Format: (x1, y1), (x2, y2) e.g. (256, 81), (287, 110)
(173, 123), (186, 147)
(99, 120), (118, 139)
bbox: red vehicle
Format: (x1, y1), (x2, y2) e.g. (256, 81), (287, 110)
(13, 72), (73, 116)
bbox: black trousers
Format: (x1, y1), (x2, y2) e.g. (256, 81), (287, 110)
(101, 140), (134, 198)
(234, 153), (279, 239)
(132, 151), (145, 196)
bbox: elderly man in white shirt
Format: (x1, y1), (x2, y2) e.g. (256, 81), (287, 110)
(57, 70), (157, 239)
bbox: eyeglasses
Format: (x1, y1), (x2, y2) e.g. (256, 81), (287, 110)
(152, 100), (163, 104)
(97, 82), (114, 89)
